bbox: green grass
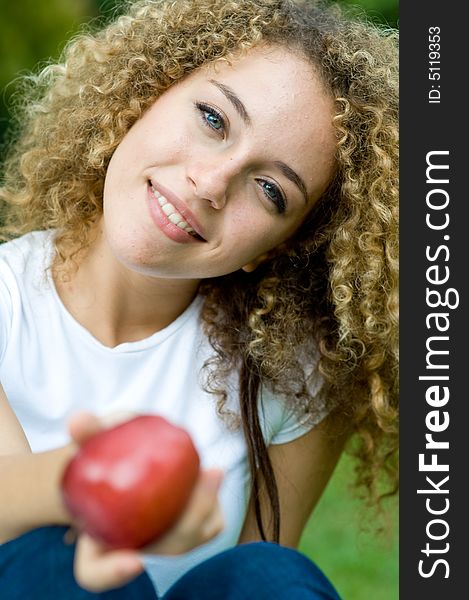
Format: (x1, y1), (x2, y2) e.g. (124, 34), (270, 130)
(298, 454), (398, 600)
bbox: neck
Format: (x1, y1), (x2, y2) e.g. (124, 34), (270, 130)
(53, 230), (201, 348)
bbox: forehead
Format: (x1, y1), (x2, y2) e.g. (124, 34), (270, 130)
(197, 45), (333, 124)
(189, 45), (337, 198)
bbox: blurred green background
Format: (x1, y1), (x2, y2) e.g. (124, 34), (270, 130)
(0, 1), (399, 598)
(299, 454), (398, 600)
(0, 0), (398, 153)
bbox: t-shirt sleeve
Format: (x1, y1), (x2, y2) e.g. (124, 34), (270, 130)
(259, 370), (328, 446)
(0, 260), (15, 364)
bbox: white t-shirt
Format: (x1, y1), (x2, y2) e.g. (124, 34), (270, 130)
(0, 230), (325, 595)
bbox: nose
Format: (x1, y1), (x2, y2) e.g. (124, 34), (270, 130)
(187, 156), (239, 210)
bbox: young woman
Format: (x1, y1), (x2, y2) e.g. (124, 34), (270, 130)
(0, 0), (398, 597)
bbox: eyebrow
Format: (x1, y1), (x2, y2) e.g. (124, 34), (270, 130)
(209, 78), (309, 205)
(209, 79), (252, 126)
(274, 161), (308, 205)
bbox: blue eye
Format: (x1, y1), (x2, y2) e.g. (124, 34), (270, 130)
(205, 111), (223, 130)
(257, 179), (287, 214)
(195, 102), (225, 135)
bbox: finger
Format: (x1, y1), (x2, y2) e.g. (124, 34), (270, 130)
(195, 469), (224, 500)
(141, 469), (224, 555)
(68, 411), (137, 445)
(99, 411), (137, 428)
(202, 468), (224, 489)
(172, 469), (224, 533)
(68, 412), (103, 445)
(186, 469), (223, 519)
(74, 533), (144, 593)
(200, 503), (225, 543)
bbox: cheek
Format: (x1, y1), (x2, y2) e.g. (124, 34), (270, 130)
(138, 102), (193, 161)
(141, 128), (190, 163)
(222, 212), (283, 260)
(111, 116), (190, 174)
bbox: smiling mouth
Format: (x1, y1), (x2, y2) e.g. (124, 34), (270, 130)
(148, 182), (206, 241)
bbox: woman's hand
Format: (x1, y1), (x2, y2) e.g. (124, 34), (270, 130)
(67, 412), (224, 592)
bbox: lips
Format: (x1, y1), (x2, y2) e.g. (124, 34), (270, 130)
(149, 180), (206, 242)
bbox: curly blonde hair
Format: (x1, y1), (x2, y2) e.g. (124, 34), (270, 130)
(0, 0), (398, 540)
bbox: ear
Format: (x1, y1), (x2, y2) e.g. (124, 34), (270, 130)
(241, 242), (289, 273)
(241, 253), (269, 273)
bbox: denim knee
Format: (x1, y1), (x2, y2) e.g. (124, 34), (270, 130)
(163, 541), (342, 600)
(0, 526), (157, 600)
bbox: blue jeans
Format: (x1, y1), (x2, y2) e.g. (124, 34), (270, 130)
(0, 527), (342, 599)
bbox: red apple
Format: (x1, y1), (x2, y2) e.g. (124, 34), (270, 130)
(61, 415), (200, 549)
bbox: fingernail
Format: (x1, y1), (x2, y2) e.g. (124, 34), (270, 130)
(205, 471), (223, 492)
(121, 558), (143, 576)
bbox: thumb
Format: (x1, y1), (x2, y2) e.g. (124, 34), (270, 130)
(74, 534), (144, 592)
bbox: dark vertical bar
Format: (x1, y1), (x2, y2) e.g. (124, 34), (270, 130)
(400, 1), (466, 597)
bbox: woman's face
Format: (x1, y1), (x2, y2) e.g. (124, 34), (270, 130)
(102, 45), (336, 279)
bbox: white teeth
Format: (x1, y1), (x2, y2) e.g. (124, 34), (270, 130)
(150, 184), (198, 236)
(162, 203), (175, 216)
(179, 223), (196, 234)
(168, 212), (182, 225)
